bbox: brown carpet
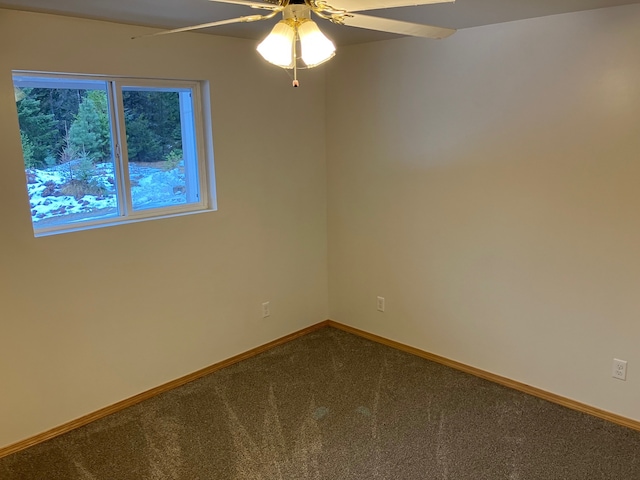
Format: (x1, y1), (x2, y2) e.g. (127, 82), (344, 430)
(1, 326), (639, 479)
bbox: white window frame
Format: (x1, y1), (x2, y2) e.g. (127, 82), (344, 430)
(13, 71), (215, 237)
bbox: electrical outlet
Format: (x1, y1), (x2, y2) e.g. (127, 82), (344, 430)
(377, 296), (385, 312)
(262, 301), (270, 318)
(612, 358), (627, 381)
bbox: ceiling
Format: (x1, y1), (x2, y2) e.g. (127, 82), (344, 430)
(1, 0), (639, 45)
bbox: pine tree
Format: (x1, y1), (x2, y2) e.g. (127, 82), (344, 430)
(87, 90), (110, 150)
(20, 132), (37, 168)
(37, 88), (82, 151)
(16, 88), (58, 167)
(68, 92), (110, 162)
(122, 90), (182, 162)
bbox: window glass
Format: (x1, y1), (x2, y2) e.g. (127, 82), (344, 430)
(12, 73), (212, 236)
(13, 77), (119, 228)
(122, 87), (200, 211)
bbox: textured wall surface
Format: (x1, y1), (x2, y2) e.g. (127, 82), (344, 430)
(0, 9), (328, 448)
(2, 2), (640, 452)
(326, 5), (640, 421)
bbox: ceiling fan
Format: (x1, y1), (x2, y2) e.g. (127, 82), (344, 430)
(135, 0), (456, 86)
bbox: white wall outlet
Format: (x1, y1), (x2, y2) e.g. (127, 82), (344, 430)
(377, 296), (385, 312)
(612, 358), (627, 381)
(262, 301), (270, 318)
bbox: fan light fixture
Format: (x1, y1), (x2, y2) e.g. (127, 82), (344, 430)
(132, 0), (457, 88)
(257, 18), (335, 70)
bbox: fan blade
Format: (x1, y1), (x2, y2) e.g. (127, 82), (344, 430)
(207, 0), (283, 9)
(337, 13), (455, 38)
(132, 14), (271, 39)
(323, 0), (453, 13)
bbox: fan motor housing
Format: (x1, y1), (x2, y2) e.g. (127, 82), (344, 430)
(283, 2), (312, 21)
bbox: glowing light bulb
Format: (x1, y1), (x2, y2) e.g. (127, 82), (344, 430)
(298, 20), (335, 67)
(257, 21), (296, 68)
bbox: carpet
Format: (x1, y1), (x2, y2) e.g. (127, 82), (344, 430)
(1, 326), (639, 479)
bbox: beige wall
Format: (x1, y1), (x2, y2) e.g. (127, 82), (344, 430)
(0, 9), (328, 448)
(327, 5), (640, 421)
(3, 2), (640, 451)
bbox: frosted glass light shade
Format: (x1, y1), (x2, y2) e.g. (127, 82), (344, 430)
(257, 21), (296, 68)
(298, 20), (335, 67)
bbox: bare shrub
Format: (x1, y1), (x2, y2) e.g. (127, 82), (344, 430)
(60, 179), (107, 200)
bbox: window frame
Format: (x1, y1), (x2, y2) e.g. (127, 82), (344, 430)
(13, 71), (215, 237)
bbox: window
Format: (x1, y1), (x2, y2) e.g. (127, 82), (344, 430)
(13, 72), (214, 236)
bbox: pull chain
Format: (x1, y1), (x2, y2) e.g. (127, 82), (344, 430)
(292, 35), (299, 87)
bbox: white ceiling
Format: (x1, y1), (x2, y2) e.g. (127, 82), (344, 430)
(1, 0), (639, 45)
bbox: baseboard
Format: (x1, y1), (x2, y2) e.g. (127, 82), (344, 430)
(327, 320), (640, 433)
(3, 318), (638, 459)
(0, 320), (331, 459)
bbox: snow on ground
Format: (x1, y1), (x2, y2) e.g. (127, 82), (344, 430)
(130, 167), (187, 210)
(26, 161), (187, 225)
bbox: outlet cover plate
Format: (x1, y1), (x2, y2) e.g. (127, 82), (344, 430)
(612, 358), (627, 381)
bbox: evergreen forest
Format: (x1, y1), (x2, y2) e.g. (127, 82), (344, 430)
(16, 87), (183, 169)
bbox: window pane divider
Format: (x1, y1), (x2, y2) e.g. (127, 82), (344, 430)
(111, 81), (134, 216)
